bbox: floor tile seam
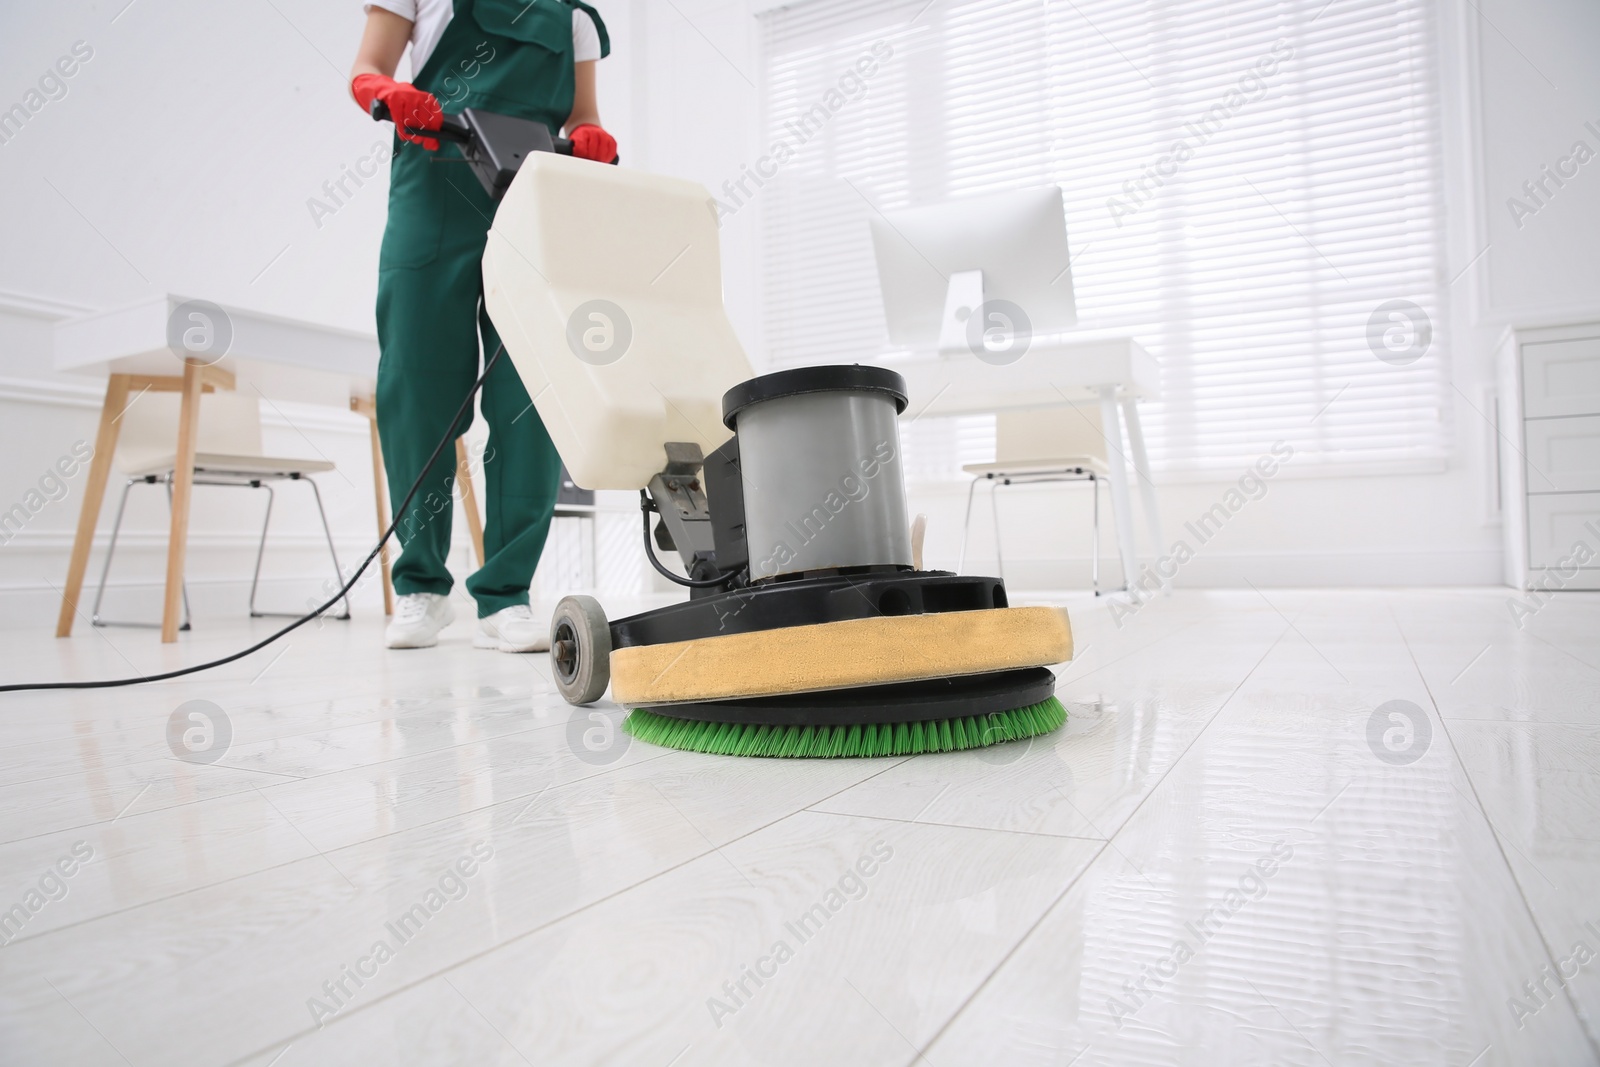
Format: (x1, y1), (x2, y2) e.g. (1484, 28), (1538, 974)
(1392, 604), (1600, 1062)
(894, 616), (1299, 1067)
(0, 749), (680, 943)
(210, 756), (917, 1067)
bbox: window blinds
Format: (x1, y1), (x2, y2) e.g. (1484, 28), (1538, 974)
(755, 0), (1447, 478)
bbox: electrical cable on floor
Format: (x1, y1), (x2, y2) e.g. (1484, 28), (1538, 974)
(0, 345), (507, 694)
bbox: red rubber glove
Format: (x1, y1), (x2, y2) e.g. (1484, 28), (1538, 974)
(351, 73), (443, 151)
(569, 123), (617, 163)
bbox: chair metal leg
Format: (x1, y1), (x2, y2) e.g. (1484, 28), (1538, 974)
(957, 474), (983, 574)
(304, 475), (353, 619)
(249, 476), (352, 620)
(990, 478), (1005, 582)
(90, 478), (136, 625)
(247, 484), (275, 617)
(92, 476), (191, 630)
(1099, 386), (1139, 593)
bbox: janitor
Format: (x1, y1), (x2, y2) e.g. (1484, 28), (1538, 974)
(349, 0), (615, 650)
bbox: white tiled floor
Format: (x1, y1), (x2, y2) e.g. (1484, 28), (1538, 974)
(2, 589), (1598, 1066)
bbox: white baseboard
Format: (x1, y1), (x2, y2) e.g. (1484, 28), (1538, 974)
(2, 550), (1512, 636)
(0, 528), (367, 553)
(943, 548), (1505, 589)
(0, 532), (378, 625)
(0, 574), (388, 631)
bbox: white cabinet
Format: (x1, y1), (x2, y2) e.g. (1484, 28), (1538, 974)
(1523, 416), (1600, 493)
(1521, 336), (1600, 418)
(1527, 495), (1600, 568)
(1499, 323), (1600, 590)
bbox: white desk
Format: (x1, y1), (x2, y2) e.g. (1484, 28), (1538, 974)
(892, 336), (1163, 592)
(53, 295), (386, 642)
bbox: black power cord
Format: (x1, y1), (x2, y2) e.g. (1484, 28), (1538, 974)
(639, 490), (739, 589)
(0, 345), (508, 694)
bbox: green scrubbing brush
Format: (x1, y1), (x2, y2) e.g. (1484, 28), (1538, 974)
(624, 695), (1065, 758)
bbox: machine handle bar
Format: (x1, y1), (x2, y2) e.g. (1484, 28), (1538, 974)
(369, 99), (575, 156)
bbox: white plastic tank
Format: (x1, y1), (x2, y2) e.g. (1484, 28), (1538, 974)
(482, 153), (753, 490)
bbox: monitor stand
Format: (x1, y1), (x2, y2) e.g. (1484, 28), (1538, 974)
(936, 269), (985, 355)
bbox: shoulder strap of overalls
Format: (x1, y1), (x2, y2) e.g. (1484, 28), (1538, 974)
(565, 0), (611, 59)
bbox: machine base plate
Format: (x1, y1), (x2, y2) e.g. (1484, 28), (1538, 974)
(639, 666), (1056, 726)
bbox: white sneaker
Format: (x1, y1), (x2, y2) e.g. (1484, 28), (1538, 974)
(474, 604), (550, 653)
(386, 593), (456, 649)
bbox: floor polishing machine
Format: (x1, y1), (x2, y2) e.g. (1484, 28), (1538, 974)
(566, 364), (1075, 758)
(383, 106), (1073, 757)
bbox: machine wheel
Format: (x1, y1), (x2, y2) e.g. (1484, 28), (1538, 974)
(550, 596), (611, 705)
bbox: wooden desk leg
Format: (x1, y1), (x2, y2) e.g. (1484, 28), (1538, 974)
(1098, 386), (1140, 593)
(359, 405), (395, 616)
(56, 374), (133, 637)
(160, 360), (205, 643)
(1121, 396), (1167, 593)
(455, 438), (486, 568)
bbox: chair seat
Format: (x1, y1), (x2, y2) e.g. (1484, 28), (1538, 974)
(118, 451), (336, 479)
(963, 455), (1109, 478)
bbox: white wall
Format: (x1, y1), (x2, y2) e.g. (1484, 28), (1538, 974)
(620, 0), (1600, 590)
(1461, 0), (1600, 326)
(0, 0), (642, 620)
(2, 0), (1597, 614)
(622, 0), (766, 362)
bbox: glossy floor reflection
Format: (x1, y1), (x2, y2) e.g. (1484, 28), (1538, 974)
(1, 589), (1597, 1066)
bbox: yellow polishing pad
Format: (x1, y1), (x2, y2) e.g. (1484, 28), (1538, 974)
(610, 606), (1072, 707)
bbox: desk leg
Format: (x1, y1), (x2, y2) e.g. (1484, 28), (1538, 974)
(958, 475), (982, 574)
(455, 438), (486, 569)
(588, 514), (598, 591)
(161, 360), (204, 643)
(1098, 386), (1140, 592)
(56, 375), (132, 637)
(989, 479), (1005, 581)
(1121, 396), (1166, 591)
(361, 409), (394, 616)
(1091, 474), (1101, 596)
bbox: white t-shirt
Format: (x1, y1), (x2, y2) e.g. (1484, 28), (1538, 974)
(365, 0), (601, 73)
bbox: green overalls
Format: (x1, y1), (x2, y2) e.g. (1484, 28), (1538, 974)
(375, 0), (608, 617)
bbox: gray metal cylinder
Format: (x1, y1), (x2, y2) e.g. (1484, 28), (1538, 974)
(734, 387), (912, 580)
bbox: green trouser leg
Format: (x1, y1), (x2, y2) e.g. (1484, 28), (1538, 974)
(468, 305), (562, 615)
(375, 151), (560, 618)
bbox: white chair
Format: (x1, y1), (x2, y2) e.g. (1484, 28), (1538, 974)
(960, 405), (1112, 596)
(91, 390), (349, 628)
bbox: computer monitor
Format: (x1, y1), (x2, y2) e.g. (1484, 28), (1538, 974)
(869, 186), (1077, 358)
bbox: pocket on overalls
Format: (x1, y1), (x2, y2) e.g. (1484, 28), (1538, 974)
(472, 0), (571, 54)
(379, 141), (446, 271)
